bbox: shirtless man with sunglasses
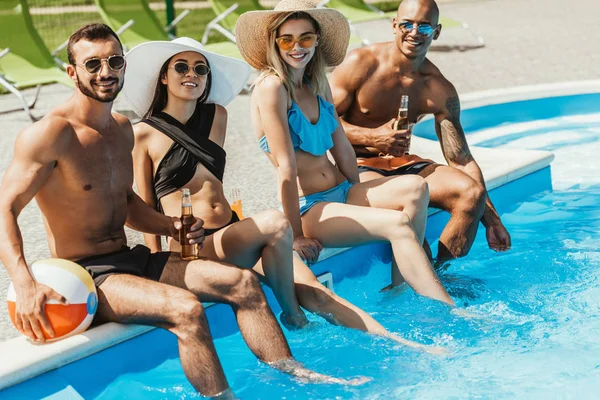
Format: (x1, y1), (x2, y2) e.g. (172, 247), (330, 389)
(0, 24), (346, 399)
(331, 0), (511, 260)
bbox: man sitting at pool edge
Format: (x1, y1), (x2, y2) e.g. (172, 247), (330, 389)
(0, 23), (349, 399)
(330, 0), (511, 260)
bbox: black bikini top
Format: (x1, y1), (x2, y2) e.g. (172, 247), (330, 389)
(142, 103), (226, 212)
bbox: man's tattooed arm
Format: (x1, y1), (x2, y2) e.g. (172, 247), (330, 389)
(435, 96), (473, 167)
(434, 94), (506, 234)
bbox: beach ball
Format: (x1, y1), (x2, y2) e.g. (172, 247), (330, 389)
(6, 259), (98, 341)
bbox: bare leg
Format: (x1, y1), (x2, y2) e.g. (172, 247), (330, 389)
(253, 254), (382, 331)
(301, 197), (454, 305)
(198, 209), (308, 328)
(95, 274), (229, 397)
(356, 173), (429, 244)
(351, 175), (430, 287)
(420, 165), (486, 260)
(159, 255), (359, 385)
(159, 255), (292, 363)
(254, 255), (440, 352)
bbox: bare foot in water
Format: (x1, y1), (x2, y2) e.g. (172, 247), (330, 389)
(269, 359), (372, 386)
(279, 312), (309, 330)
(383, 332), (448, 355)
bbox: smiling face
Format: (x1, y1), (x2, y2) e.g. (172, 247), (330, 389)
(67, 37), (125, 103)
(161, 51), (210, 102)
(392, 0), (441, 59)
(276, 17), (319, 70)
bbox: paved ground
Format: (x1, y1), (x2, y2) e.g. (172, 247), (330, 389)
(0, 0), (599, 341)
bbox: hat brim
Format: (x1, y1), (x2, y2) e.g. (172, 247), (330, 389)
(123, 41), (251, 118)
(235, 8), (350, 70)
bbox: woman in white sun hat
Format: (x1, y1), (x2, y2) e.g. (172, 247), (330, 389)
(236, 0), (454, 307)
(123, 37), (319, 329)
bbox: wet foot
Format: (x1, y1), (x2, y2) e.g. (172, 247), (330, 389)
(279, 312), (309, 330)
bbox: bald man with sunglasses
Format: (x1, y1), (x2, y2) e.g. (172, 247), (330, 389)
(331, 0), (510, 260)
(0, 24), (342, 398)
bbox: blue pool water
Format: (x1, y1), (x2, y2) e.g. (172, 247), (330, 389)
(93, 112), (600, 398)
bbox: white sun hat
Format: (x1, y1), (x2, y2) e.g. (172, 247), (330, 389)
(123, 37), (251, 117)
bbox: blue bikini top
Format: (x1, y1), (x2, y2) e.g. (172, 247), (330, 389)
(258, 95), (338, 156)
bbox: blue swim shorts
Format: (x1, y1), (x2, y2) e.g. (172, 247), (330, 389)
(296, 180), (355, 215)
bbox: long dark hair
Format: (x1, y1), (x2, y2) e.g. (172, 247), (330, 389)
(144, 55), (212, 119)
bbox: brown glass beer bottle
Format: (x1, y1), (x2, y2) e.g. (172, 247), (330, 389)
(392, 95), (411, 155)
(179, 188), (198, 261)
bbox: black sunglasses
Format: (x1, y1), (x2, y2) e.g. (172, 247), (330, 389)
(77, 55), (125, 74)
(170, 62), (210, 76)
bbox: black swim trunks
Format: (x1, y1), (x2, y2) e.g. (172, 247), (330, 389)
(76, 245), (171, 287)
(204, 211), (240, 237)
(357, 161), (432, 177)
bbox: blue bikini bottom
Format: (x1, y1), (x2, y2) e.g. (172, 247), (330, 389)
(294, 180), (355, 216)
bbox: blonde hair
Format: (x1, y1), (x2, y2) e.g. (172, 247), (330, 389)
(255, 11), (328, 103)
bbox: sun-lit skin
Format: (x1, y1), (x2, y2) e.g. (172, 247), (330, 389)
(277, 18), (319, 82)
(162, 51), (209, 103)
(392, 0), (441, 61)
(66, 38), (125, 103)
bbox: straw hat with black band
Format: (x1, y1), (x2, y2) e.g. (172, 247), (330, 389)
(235, 0), (351, 70)
(123, 37), (251, 118)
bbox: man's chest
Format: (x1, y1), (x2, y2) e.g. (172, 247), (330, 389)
(353, 75), (438, 124)
(55, 136), (133, 195)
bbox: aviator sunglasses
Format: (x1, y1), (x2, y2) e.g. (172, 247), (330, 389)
(77, 55), (125, 74)
(170, 62), (211, 76)
(275, 33), (319, 51)
(397, 21), (438, 37)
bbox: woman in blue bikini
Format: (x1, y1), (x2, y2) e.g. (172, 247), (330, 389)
(237, 0), (454, 305)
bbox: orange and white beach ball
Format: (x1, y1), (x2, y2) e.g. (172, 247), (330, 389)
(6, 259), (97, 341)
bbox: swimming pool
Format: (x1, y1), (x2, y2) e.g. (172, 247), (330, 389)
(1, 84), (599, 399)
(97, 111), (600, 399)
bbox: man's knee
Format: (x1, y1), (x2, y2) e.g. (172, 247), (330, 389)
(256, 209), (292, 243)
(458, 180), (486, 217)
(438, 173), (485, 217)
(169, 293), (210, 340)
(231, 269), (268, 307)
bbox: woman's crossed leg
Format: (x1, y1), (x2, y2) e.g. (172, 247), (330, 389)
(301, 177), (454, 306)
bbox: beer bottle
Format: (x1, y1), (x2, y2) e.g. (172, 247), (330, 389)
(392, 95), (411, 154)
(179, 188), (198, 261)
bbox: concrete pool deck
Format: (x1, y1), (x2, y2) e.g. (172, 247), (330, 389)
(1, 0), (599, 345)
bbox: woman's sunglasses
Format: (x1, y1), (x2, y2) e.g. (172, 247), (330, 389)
(170, 62), (211, 76)
(78, 55), (125, 74)
(397, 21), (438, 37)
(275, 33), (319, 51)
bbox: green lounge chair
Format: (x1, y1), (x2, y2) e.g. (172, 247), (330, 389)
(207, 0), (265, 33)
(0, 0), (74, 120)
(319, 0), (388, 24)
(198, 3), (246, 60)
(94, 0), (190, 49)
(94, 0), (243, 60)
